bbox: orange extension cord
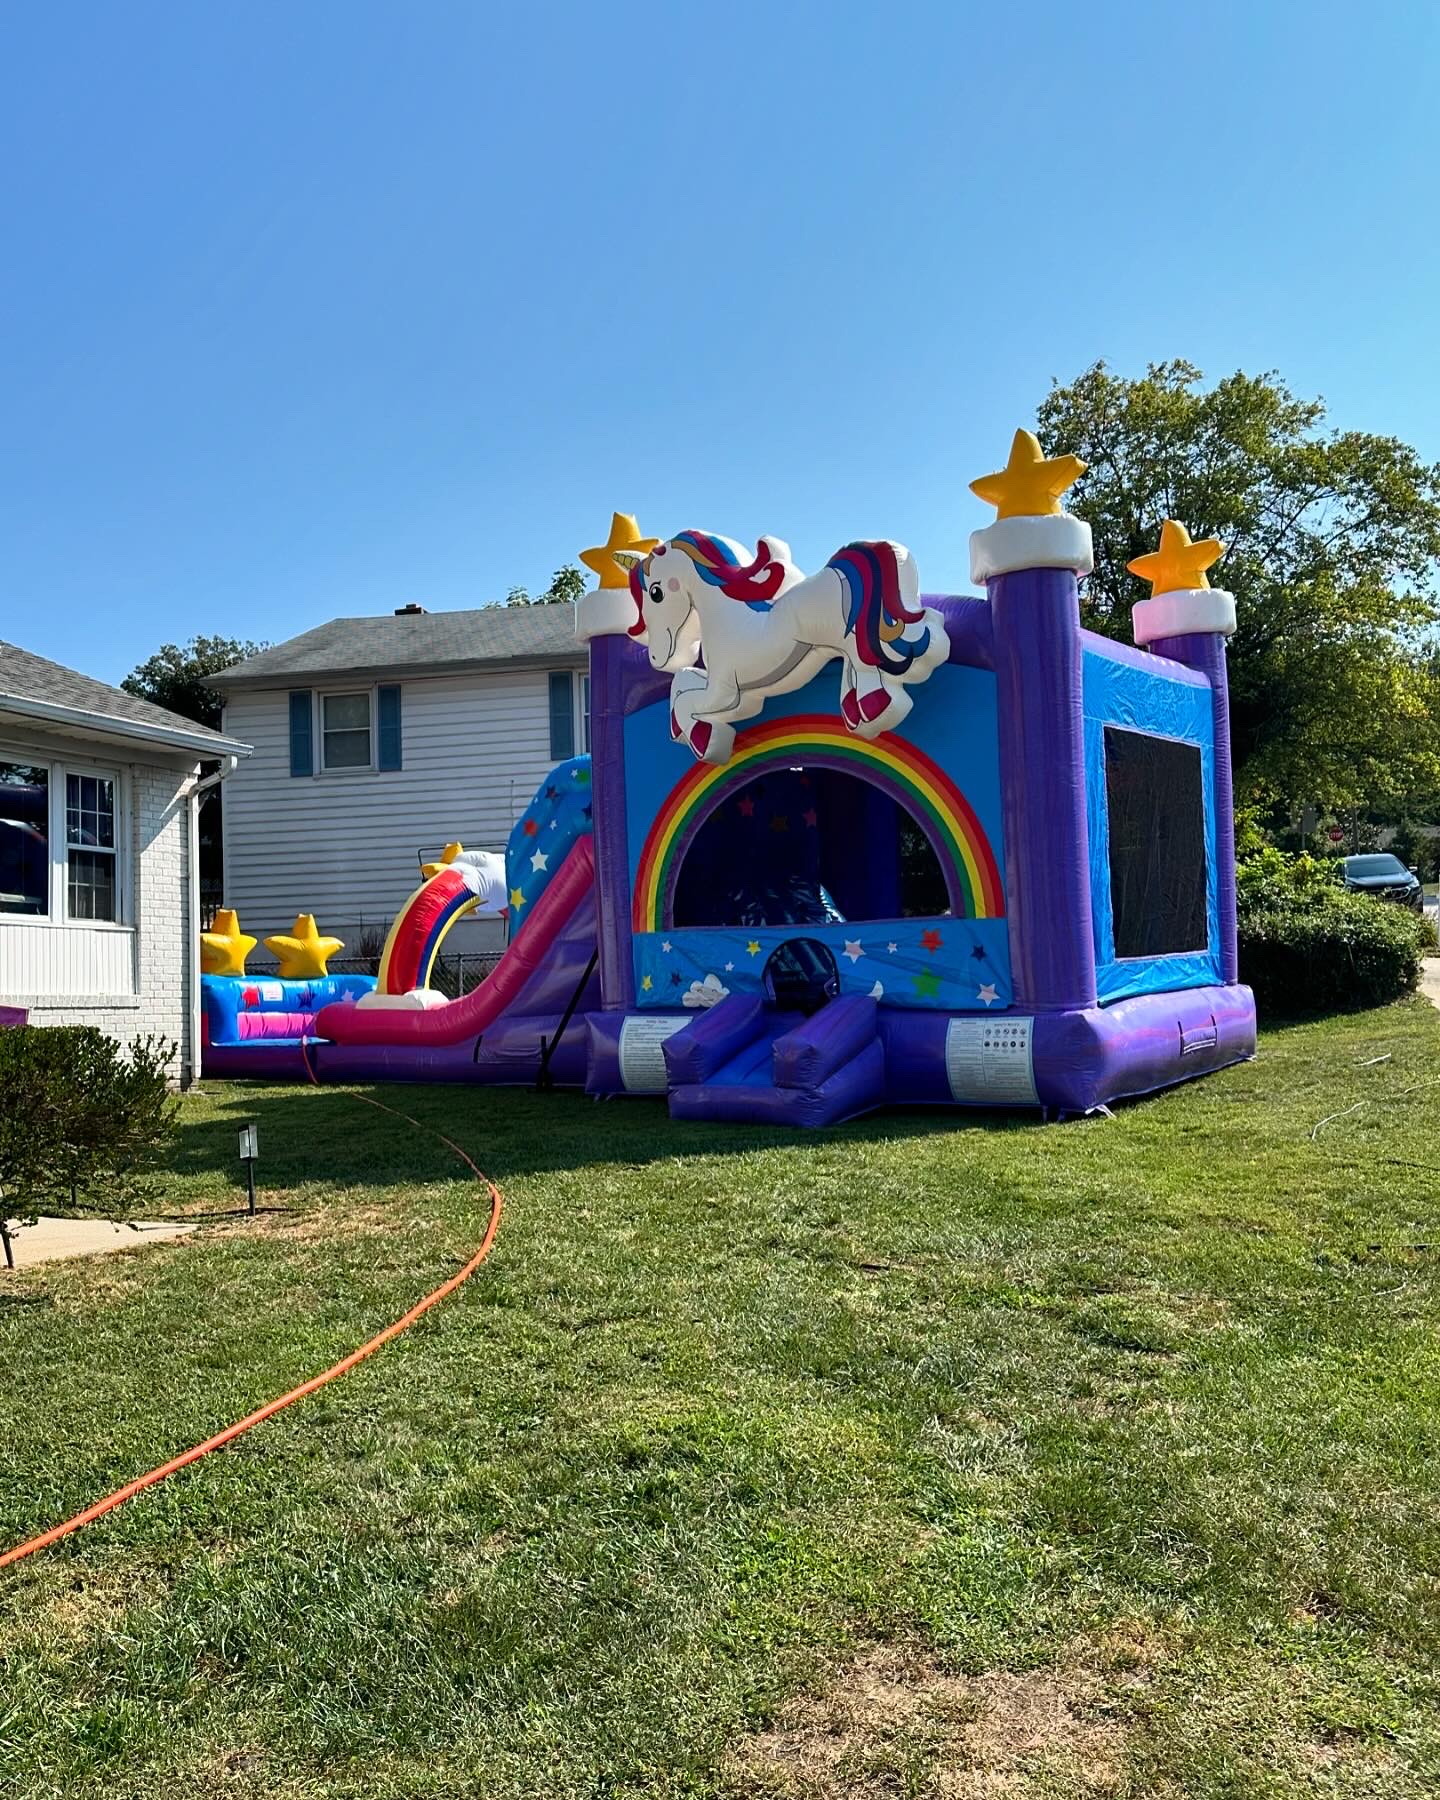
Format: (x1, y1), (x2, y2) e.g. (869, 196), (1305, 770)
(0, 1046), (502, 1572)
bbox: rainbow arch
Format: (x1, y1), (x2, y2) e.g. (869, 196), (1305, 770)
(632, 713), (1005, 933)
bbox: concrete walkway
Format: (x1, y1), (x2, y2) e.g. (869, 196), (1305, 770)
(1, 1216), (194, 1271)
(1421, 958), (1440, 1013)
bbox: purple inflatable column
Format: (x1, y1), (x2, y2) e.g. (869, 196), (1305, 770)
(969, 431), (1098, 1013)
(588, 632), (635, 1011)
(1130, 524), (1241, 986)
(577, 512), (665, 1014)
(986, 568), (1097, 1011)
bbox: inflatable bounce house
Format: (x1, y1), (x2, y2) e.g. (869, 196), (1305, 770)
(201, 432), (1256, 1124)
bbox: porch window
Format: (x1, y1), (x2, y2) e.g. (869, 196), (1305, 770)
(65, 773), (118, 922)
(0, 761), (50, 916)
(322, 692), (372, 769)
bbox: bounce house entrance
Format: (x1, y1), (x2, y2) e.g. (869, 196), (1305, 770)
(670, 765), (950, 931)
(762, 938), (839, 1014)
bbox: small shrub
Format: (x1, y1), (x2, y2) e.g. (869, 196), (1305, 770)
(1237, 847), (1431, 1015)
(0, 1029), (178, 1246)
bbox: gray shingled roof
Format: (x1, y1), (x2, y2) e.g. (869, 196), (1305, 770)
(0, 640), (248, 753)
(211, 603), (585, 686)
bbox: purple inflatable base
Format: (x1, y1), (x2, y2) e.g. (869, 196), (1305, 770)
(203, 983), (1255, 1124)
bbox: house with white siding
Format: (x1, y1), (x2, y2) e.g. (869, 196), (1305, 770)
(0, 640), (252, 1083)
(212, 603), (588, 956)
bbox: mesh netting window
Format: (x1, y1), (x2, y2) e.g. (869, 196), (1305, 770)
(1103, 727), (1208, 959)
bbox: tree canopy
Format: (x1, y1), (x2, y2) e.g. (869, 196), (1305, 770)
(505, 565), (586, 607)
(1036, 362), (1440, 819)
(121, 634), (266, 731)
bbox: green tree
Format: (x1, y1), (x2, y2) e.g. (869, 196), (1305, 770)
(122, 634), (266, 729)
(1036, 362), (1440, 817)
(505, 565), (587, 607)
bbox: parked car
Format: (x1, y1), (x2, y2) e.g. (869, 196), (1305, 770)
(1340, 853), (1424, 911)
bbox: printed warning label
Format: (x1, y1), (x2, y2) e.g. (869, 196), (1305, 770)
(618, 1015), (688, 1093)
(944, 1015), (1037, 1105)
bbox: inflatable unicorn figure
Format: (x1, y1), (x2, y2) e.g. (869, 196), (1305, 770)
(618, 531), (949, 765)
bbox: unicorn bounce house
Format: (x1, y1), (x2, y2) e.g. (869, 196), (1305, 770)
(200, 431), (1256, 1125)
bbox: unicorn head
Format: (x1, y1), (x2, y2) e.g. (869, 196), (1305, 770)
(620, 530), (796, 671)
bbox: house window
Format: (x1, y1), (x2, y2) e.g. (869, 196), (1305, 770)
(581, 673), (591, 753)
(548, 671), (575, 761)
(0, 757), (124, 924)
(322, 692), (372, 769)
(66, 773), (119, 921)
(0, 761), (50, 916)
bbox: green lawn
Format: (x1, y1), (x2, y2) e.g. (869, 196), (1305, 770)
(3, 1004), (1440, 1798)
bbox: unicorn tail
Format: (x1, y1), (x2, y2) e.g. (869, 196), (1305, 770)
(828, 541), (929, 675)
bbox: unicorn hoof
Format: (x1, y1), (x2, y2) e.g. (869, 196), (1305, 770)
(671, 709), (683, 740)
(689, 720), (713, 757)
(858, 687), (893, 723)
(840, 688), (862, 729)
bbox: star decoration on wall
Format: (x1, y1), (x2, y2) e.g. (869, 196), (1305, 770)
(264, 913), (343, 979)
(913, 968), (941, 999)
(1126, 519), (1225, 596)
(200, 908), (256, 977)
(509, 887), (525, 911)
(920, 928), (943, 953)
(802, 808), (818, 828)
(737, 795), (756, 817)
(978, 983), (999, 1006)
(886, 941), (898, 954)
(842, 939), (863, 963)
(580, 512), (659, 590)
(724, 961), (734, 972)
(970, 428), (1086, 521)
(530, 849), (548, 872)
(746, 939), (761, 956)
(661, 939), (672, 953)
(641, 973), (653, 991)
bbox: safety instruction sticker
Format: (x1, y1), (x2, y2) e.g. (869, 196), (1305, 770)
(945, 1015), (1037, 1105)
(618, 1015), (689, 1093)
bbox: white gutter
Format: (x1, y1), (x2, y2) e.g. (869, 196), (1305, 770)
(0, 692), (251, 759)
(184, 754), (240, 1089)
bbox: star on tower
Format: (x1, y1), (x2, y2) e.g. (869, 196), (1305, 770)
(970, 429), (1086, 520)
(1126, 519), (1224, 596)
(580, 512), (659, 590)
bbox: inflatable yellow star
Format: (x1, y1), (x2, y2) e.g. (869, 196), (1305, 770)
(970, 429), (1087, 520)
(264, 913), (344, 979)
(200, 908), (256, 977)
(580, 512), (659, 590)
(421, 841), (465, 880)
(1127, 519), (1224, 596)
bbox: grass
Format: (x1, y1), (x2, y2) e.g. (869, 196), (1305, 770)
(2, 1002), (1440, 1797)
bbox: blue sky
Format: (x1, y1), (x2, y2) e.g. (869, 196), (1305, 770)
(3, 0), (1437, 682)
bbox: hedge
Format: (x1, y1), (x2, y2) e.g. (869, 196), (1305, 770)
(0, 1028), (178, 1254)
(1236, 848), (1434, 1015)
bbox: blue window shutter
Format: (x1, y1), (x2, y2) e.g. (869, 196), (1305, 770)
(288, 691), (314, 777)
(548, 671), (574, 760)
(377, 685), (402, 771)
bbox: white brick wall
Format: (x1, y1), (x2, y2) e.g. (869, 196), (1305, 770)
(0, 734), (195, 1082)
